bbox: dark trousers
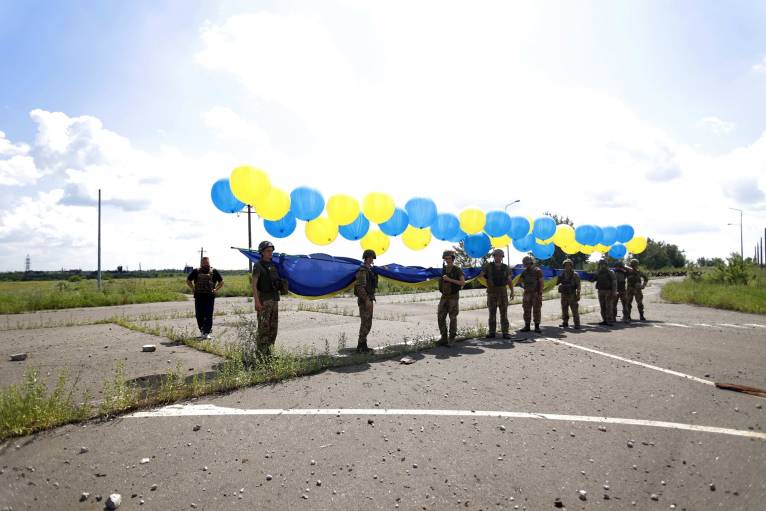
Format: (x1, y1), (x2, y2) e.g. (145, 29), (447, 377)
(194, 293), (215, 334)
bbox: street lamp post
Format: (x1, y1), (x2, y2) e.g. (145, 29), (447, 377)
(729, 207), (743, 258)
(504, 200), (521, 259)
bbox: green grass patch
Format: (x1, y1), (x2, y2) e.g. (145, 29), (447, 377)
(661, 280), (766, 314)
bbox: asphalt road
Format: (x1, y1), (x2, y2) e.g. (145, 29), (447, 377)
(1, 280), (765, 510)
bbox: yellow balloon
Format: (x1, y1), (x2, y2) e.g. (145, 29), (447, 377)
(360, 229), (390, 256)
(490, 235), (511, 248)
(561, 242), (578, 255)
(580, 245), (596, 255)
(595, 244), (609, 253)
(402, 225), (432, 250)
(305, 217), (338, 245)
(552, 224), (575, 246)
(536, 237), (553, 246)
(459, 209), (486, 235)
(362, 192), (395, 224)
(326, 194), (360, 226)
(527, 216), (535, 235)
(626, 236), (648, 254)
(256, 187), (290, 221)
(230, 165), (271, 206)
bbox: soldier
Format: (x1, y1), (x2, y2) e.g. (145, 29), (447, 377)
(354, 249), (378, 353)
(437, 250), (466, 345)
(480, 248), (515, 339)
(519, 255), (544, 333)
(251, 240), (283, 361)
(626, 258), (649, 321)
(556, 258), (581, 329)
(186, 256), (224, 339)
(612, 260), (630, 322)
(595, 259), (617, 326)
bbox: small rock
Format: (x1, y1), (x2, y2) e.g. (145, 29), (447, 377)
(578, 490), (587, 501)
(367, 419), (374, 425)
(651, 494), (659, 501)
(191, 504), (197, 509)
(400, 356), (416, 365)
(202, 466), (208, 471)
(79, 446), (88, 454)
(310, 459), (316, 466)
(140, 458), (150, 464)
(79, 492), (89, 502)
(95, 495), (103, 502)
(499, 425), (506, 431)
(266, 474), (273, 481)
(598, 426), (607, 432)
(627, 440), (634, 448)
(141, 345), (156, 352)
(709, 483), (716, 491)
(554, 498), (564, 508)
(316, 480), (322, 486)
(150, 484), (158, 491)
(604, 494), (611, 500)
(9, 353), (27, 361)
(106, 493), (122, 509)
(193, 425), (201, 432)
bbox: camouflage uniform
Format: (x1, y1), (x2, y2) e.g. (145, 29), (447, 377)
(438, 264), (464, 342)
(354, 264), (378, 352)
(482, 261), (511, 336)
(520, 263), (544, 332)
(626, 260), (649, 321)
(612, 264), (629, 321)
(253, 259), (281, 356)
(595, 263), (617, 325)
(556, 266), (581, 328)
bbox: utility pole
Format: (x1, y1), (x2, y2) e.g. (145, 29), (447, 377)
(25, 254), (30, 273)
(247, 205), (253, 273)
(97, 189), (102, 290)
(728, 207), (743, 259)
(199, 247), (204, 265)
(504, 200), (521, 260)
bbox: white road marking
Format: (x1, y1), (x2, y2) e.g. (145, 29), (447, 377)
(745, 324), (766, 328)
(128, 404), (766, 440)
(652, 324), (663, 328)
(694, 323), (713, 327)
(663, 323), (690, 328)
(543, 338), (714, 386)
(718, 323), (747, 329)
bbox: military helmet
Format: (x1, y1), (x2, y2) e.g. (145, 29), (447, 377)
(442, 250), (456, 259)
(630, 258), (639, 266)
(362, 249), (377, 260)
(562, 258), (574, 267)
(258, 240), (275, 253)
(492, 248), (505, 257)
(522, 255), (534, 265)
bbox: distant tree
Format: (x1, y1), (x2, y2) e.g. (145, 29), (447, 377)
(633, 238), (687, 269)
(696, 257), (724, 267)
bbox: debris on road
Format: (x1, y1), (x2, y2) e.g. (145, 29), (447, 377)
(9, 353), (27, 361)
(141, 345), (157, 352)
(400, 356), (416, 365)
(106, 493), (121, 509)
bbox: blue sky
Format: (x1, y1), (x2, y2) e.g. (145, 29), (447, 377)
(1, 1), (765, 270)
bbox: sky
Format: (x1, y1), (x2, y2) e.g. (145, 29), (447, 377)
(1, 0), (765, 271)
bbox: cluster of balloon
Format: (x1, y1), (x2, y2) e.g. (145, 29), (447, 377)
(211, 166), (648, 259)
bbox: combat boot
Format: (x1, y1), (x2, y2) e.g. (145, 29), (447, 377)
(573, 323), (581, 330)
(520, 323), (531, 332)
(559, 321), (568, 328)
(485, 332), (496, 339)
(436, 336), (448, 346)
(356, 340), (372, 353)
(502, 333), (512, 339)
(534, 323), (542, 333)
(639, 313), (646, 321)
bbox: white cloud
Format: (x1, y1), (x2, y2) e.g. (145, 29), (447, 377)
(698, 116), (735, 135)
(753, 55), (766, 73)
(0, 131), (38, 185)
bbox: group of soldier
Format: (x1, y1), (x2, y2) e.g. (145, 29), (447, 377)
(200, 239), (651, 361)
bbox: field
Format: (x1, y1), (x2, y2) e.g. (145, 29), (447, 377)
(661, 265), (766, 315)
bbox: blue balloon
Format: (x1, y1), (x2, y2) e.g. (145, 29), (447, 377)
(591, 225), (603, 246)
(339, 213), (370, 241)
(484, 211), (512, 237)
(211, 178), (245, 213)
(531, 242), (555, 260)
(575, 224), (596, 245)
(264, 210), (297, 238)
(449, 229), (467, 243)
(431, 213), (460, 241)
(512, 233), (535, 252)
(616, 224), (635, 243)
(608, 243), (627, 259)
(464, 233), (491, 258)
(600, 226), (617, 246)
(290, 186), (324, 221)
(532, 216), (556, 240)
(379, 207), (409, 236)
(405, 197), (437, 229)
(509, 216), (531, 240)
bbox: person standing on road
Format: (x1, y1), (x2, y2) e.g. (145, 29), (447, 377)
(595, 258), (617, 326)
(480, 248), (514, 339)
(612, 260), (630, 322)
(556, 258), (581, 329)
(626, 258), (649, 321)
(437, 250), (465, 345)
(186, 256), (224, 340)
(519, 255), (544, 333)
(354, 249), (378, 353)
(252, 240), (283, 360)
